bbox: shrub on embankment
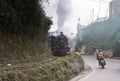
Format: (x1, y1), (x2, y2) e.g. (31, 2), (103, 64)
(0, 54), (84, 81)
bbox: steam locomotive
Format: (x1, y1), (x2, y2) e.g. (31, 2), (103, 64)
(48, 32), (70, 56)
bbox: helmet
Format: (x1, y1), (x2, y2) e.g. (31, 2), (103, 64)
(98, 49), (102, 52)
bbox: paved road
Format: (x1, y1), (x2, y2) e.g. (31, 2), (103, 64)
(78, 55), (120, 81)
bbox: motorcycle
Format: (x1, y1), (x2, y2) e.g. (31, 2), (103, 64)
(99, 59), (106, 69)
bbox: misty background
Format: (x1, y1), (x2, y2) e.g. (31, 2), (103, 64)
(44, 0), (76, 37)
(43, 0), (120, 50)
(43, 0), (111, 37)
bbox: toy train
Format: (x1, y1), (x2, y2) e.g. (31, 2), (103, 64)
(48, 33), (70, 56)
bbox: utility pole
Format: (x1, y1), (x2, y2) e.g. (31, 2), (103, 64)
(88, 8), (94, 25)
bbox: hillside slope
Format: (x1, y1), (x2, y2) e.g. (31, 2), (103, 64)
(0, 0), (52, 63)
(82, 15), (120, 49)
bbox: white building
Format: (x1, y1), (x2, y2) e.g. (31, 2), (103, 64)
(109, 0), (120, 17)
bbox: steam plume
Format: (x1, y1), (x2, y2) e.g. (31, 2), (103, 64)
(56, 0), (71, 32)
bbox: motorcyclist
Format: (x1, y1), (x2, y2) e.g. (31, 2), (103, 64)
(95, 48), (106, 66)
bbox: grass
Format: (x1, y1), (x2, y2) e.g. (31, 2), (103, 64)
(0, 54), (84, 81)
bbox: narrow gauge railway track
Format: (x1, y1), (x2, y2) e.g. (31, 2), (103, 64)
(0, 56), (60, 73)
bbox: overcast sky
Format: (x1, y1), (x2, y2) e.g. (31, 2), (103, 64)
(44, 0), (112, 36)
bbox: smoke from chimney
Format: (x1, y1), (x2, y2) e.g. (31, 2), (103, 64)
(56, 0), (71, 32)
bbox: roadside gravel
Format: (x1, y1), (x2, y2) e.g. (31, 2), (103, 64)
(69, 65), (92, 81)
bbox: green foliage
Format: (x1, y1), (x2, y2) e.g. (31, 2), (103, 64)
(0, 0), (52, 63)
(80, 15), (120, 49)
(23, 50), (32, 61)
(1, 70), (28, 81)
(0, 0), (52, 38)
